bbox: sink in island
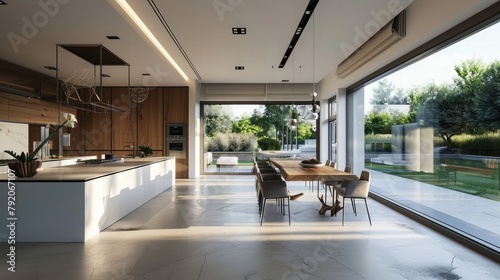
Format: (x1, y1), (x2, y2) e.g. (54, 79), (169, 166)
(0, 157), (175, 242)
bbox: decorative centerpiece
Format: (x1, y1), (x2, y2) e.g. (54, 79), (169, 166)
(299, 158), (323, 168)
(4, 113), (77, 177)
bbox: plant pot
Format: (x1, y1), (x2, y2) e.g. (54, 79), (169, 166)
(8, 161), (42, 177)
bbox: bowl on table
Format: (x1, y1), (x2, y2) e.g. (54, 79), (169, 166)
(298, 162), (323, 168)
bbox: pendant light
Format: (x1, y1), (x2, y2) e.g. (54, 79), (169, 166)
(311, 12), (319, 120)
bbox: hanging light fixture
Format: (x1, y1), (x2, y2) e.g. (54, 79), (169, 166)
(312, 92), (319, 120)
(311, 12), (319, 120)
(290, 105), (297, 130)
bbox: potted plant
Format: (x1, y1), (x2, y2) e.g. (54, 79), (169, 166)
(4, 112), (78, 177)
(138, 144), (153, 157)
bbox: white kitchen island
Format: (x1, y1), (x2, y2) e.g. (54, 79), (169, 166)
(0, 157), (175, 242)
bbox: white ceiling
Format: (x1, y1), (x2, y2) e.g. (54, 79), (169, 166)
(0, 0), (413, 87)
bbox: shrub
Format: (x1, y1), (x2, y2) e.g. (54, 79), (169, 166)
(206, 133), (257, 152)
(454, 133), (500, 156)
(258, 138), (281, 150)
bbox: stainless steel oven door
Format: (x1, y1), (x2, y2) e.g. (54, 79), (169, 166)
(166, 140), (186, 159)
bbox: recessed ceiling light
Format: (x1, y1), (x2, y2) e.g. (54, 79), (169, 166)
(232, 27), (246, 35)
(101, 74), (111, 77)
(43, 66), (58, 70)
(141, 73), (150, 76)
(282, 80), (289, 82)
(106, 35), (120, 40)
(235, 66), (244, 70)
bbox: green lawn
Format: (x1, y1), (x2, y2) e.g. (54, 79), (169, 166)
(365, 162), (500, 201)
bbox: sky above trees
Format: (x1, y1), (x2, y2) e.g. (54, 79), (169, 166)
(365, 21), (500, 111)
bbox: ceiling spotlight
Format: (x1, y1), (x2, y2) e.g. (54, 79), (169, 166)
(232, 27), (246, 35)
(282, 80), (289, 82)
(235, 66), (244, 70)
(141, 73), (150, 76)
(43, 66), (58, 70)
(106, 35), (120, 40)
(101, 74), (111, 77)
(278, 0), (319, 68)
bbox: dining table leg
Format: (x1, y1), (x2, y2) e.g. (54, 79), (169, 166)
(318, 189), (344, 216)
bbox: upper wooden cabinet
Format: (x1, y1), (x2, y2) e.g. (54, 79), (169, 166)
(81, 88), (113, 152)
(164, 87), (188, 123)
(111, 87), (137, 155)
(138, 88), (163, 151)
(0, 91), (75, 125)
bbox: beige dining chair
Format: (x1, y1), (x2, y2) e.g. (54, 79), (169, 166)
(320, 163), (345, 205)
(254, 164), (282, 213)
(333, 170), (372, 226)
(257, 170), (291, 226)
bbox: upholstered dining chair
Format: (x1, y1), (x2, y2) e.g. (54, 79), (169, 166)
(333, 170), (372, 226)
(254, 164), (282, 211)
(256, 170), (290, 226)
(320, 164), (345, 205)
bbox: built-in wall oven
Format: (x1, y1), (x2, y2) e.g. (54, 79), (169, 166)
(166, 124), (187, 159)
(166, 140), (186, 159)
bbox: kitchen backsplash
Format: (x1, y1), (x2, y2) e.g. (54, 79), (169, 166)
(0, 121), (29, 160)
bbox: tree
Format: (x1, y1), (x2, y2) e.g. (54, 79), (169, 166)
(204, 105), (233, 137)
(232, 117), (263, 135)
(371, 79), (394, 105)
(453, 59), (487, 133)
(476, 61), (500, 130)
(297, 122), (313, 140)
(414, 84), (469, 148)
(262, 105), (292, 141)
(371, 79), (409, 113)
(365, 111), (394, 134)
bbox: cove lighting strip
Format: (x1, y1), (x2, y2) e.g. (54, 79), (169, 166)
(115, 0), (189, 81)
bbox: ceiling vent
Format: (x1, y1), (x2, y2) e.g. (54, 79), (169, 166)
(235, 66), (245, 70)
(336, 10), (407, 79)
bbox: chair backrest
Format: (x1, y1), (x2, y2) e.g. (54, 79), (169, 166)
(329, 161), (337, 168)
(344, 166), (352, 173)
(325, 160), (331, 166)
(360, 170), (370, 182)
(343, 170), (371, 198)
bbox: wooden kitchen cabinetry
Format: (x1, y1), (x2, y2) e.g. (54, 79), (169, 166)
(164, 87), (189, 178)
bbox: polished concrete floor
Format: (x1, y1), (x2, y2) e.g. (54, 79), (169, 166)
(1, 175), (499, 280)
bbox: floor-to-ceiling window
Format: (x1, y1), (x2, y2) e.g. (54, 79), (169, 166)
(347, 20), (500, 254)
(201, 103), (318, 174)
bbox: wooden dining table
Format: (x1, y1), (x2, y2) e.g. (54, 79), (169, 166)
(269, 159), (359, 216)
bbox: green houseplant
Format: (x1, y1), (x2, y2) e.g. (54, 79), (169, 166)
(4, 112), (78, 177)
(138, 144), (153, 157)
